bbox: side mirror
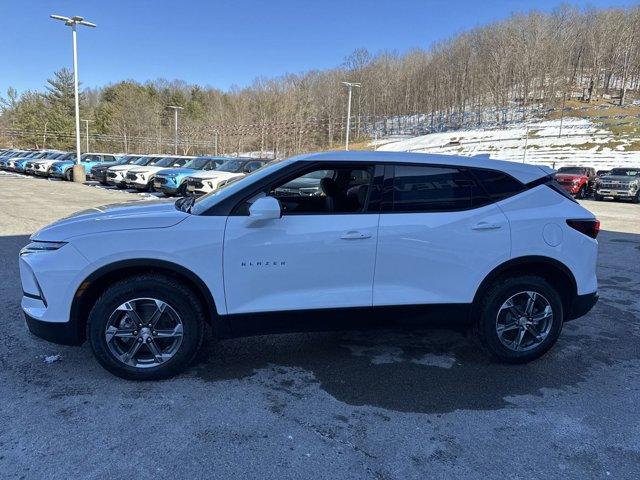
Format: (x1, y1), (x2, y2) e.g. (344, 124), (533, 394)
(249, 196), (281, 221)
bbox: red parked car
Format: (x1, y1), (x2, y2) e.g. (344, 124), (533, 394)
(554, 166), (596, 199)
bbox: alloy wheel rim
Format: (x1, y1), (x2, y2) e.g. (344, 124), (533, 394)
(496, 291), (553, 352)
(105, 298), (183, 369)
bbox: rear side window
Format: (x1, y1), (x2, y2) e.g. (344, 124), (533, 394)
(392, 165), (488, 212)
(470, 168), (525, 201)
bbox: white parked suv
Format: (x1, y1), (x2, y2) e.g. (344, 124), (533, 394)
(20, 152), (599, 380)
(185, 158), (270, 195)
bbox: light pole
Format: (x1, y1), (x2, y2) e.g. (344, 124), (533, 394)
(81, 119), (92, 152)
(342, 81), (361, 150)
(50, 14), (96, 182)
(166, 105), (184, 155)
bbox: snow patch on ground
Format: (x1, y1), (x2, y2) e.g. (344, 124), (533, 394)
(44, 354), (61, 364)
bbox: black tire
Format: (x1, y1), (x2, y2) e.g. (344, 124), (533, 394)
(593, 193), (603, 201)
(632, 191), (640, 204)
(64, 169), (72, 181)
(576, 185), (586, 199)
(178, 182), (188, 197)
(88, 274), (206, 380)
(476, 275), (564, 364)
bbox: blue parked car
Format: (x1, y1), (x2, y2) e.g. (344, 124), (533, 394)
(49, 152), (120, 181)
(153, 156), (228, 196)
(0, 150), (27, 169)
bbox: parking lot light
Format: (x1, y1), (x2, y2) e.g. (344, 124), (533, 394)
(166, 105), (184, 155)
(50, 14), (96, 182)
(341, 81), (361, 151)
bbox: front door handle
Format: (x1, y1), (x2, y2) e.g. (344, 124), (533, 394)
(341, 230), (372, 240)
(471, 222), (502, 231)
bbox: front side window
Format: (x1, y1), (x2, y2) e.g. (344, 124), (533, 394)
(269, 167), (373, 215)
(392, 165), (487, 212)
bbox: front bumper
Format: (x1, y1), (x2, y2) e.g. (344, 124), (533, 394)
(566, 292), (598, 321)
(25, 312), (83, 345)
(596, 188), (637, 199)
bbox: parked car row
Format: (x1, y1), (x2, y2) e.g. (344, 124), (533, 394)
(553, 165), (640, 203)
(0, 148), (273, 197)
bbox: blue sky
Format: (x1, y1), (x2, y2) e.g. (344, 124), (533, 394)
(0, 0), (637, 95)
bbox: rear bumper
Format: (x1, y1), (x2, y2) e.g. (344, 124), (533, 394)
(566, 292), (598, 321)
(24, 312), (83, 346)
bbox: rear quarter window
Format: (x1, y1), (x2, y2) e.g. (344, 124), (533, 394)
(470, 168), (525, 201)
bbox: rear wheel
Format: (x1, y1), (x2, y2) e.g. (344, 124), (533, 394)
(476, 275), (563, 363)
(88, 274), (206, 380)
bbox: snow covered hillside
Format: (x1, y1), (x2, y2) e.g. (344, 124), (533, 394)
(375, 118), (640, 170)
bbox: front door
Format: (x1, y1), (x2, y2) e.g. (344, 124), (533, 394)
(223, 164), (380, 314)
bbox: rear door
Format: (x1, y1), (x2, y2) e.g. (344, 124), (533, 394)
(373, 164), (512, 306)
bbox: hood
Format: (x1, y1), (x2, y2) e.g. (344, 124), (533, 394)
(128, 166), (167, 174)
(34, 159), (62, 166)
(108, 164), (137, 172)
(156, 167), (196, 177)
(32, 200), (188, 242)
(189, 170), (240, 180)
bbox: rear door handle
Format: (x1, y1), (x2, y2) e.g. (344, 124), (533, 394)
(471, 222), (502, 231)
(340, 230), (372, 240)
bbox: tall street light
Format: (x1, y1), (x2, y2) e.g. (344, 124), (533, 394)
(166, 106), (184, 155)
(50, 14), (96, 182)
(341, 81), (361, 150)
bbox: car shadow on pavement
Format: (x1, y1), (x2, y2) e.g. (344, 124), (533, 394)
(193, 229), (640, 414)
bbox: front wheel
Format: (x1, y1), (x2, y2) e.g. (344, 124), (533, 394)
(476, 275), (563, 364)
(593, 193), (604, 201)
(576, 185), (586, 199)
(88, 274), (206, 380)
(64, 169), (72, 181)
(632, 191), (640, 204)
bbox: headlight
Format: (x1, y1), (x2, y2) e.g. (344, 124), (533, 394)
(572, 179), (580, 185)
(20, 241), (67, 255)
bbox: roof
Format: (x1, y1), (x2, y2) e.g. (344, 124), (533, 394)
(290, 151), (551, 183)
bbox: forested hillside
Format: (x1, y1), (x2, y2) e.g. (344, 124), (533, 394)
(1, 5), (639, 156)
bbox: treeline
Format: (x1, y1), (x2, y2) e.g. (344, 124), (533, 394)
(1, 5), (639, 156)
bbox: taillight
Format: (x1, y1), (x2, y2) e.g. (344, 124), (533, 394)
(567, 219), (600, 239)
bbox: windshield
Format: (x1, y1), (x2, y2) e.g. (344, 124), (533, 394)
(216, 160), (246, 173)
(609, 169), (639, 177)
(117, 155), (140, 164)
(57, 152), (76, 161)
(185, 157), (221, 169)
(150, 157), (189, 167)
(557, 167), (586, 175)
(134, 156), (155, 165)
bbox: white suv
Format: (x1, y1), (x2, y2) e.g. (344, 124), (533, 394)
(19, 152), (599, 380)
